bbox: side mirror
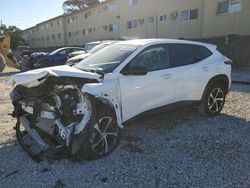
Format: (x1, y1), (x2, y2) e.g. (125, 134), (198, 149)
(122, 64), (148, 76)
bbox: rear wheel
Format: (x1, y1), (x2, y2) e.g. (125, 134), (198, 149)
(83, 110), (121, 160)
(198, 83), (226, 117)
(0, 53), (6, 73)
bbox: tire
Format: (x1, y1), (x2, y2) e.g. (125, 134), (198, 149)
(82, 110), (121, 160)
(0, 53), (6, 73)
(198, 83), (226, 117)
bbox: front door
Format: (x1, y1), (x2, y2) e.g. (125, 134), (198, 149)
(119, 44), (177, 122)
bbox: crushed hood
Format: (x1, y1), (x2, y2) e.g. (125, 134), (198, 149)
(11, 65), (102, 87)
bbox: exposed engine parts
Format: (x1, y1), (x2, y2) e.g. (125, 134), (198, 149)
(10, 81), (93, 160)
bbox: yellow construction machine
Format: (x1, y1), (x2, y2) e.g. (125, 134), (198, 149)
(0, 35), (21, 72)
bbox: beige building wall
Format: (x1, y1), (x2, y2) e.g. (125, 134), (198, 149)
(23, 16), (65, 48)
(118, 0), (204, 39)
(65, 0), (121, 46)
(202, 0), (250, 38)
(22, 0), (250, 49)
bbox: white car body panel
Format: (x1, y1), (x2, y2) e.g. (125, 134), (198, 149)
(119, 68), (177, 122)
(11, 65), (101, 86)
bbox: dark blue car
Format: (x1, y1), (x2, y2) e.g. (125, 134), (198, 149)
(33, 47), (84, 68)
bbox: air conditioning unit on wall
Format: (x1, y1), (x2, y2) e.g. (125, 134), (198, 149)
(170, 11), (178, 19)
(139, 18), (144, 25)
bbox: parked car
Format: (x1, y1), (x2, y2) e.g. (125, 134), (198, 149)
(10, 39), (232, 161)
(29, 52), (49, 69)
(33, 47), (84, 68)
(66, 41), (118, 65)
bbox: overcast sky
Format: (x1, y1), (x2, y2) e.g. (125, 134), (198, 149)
(0, 0), (65, 30)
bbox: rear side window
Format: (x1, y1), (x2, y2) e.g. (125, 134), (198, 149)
(169, 44), (194, 67)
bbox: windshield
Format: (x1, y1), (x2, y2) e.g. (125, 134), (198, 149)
(75, 44), (138, 73)
(88, 43), (109, 54)
(84, 43), (99, 52)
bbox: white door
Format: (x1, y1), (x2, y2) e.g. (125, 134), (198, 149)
(169, 44), (215, 101)
(119, 44), (177, 122)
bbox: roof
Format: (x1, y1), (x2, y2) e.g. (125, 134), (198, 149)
(116, 39), (217, 49)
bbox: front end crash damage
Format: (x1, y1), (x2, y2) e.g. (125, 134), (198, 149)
(9, 69), (122, 161)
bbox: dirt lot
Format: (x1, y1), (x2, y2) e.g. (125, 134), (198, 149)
(0, 67), (250, 188)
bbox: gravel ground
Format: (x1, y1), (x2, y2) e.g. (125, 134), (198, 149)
(0, 67), (250, 188)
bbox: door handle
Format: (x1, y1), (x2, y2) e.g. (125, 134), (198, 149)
(162, 74), (172, 79)
(202, 67), (209, 72)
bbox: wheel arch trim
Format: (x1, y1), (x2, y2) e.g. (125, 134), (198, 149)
(201, 74), (230, 101)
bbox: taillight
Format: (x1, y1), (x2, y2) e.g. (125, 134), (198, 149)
(224, 57), (233, 65)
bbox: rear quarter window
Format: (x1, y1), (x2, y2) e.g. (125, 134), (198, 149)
(193, 45), (212, 62)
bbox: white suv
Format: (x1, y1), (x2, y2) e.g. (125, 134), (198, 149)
(10, 39), (231, 160)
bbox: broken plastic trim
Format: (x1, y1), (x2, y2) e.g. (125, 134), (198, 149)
(82, 84), (124, 129)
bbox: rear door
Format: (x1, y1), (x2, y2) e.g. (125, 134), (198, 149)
(168, 44), (214, 102)
(119, 44), (177, 121)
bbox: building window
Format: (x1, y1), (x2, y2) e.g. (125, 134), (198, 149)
(68, 32), (72, 38)
(129, 0), (138, 6)
(217, 0), (242, 14)
(83, 29), (86, 36)
(160, 14), (167, 21)
(148, 16), (154, 23)
(180, 9), (198, 21)
(103, 25), (108, 31)
(57, 20), (60, 26)
(88, 28), (92, 33)
(127, 21), (132, 29)
(58, 33), (61, 39)
(132, 20), (138, 28)
(46, 36), (50, 41)
(109, 24), (118, 32)
(52, 34), (55, 40)
(51, 22), (53, 27)
(127, 20), (138, 29)
(109, 4), (118, 13)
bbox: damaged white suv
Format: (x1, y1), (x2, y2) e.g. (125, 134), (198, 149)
(10, 39), (231, 161)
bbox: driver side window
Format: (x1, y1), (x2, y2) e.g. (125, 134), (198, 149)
(130, 44), (170, 72)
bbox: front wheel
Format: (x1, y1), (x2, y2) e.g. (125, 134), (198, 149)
(198, 83), (226, 117)
(82, 110), (121, 160)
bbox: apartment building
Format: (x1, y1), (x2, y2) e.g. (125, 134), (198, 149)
(22, 0), (250, 48)
(22, 16), (65, 48)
